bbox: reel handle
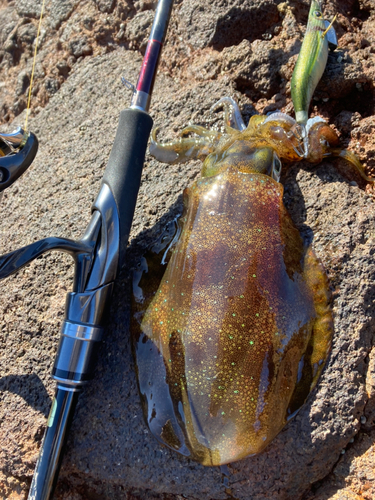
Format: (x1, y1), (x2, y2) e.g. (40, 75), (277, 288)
(0, 131), (38, 193)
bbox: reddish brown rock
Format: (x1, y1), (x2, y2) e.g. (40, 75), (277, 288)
(1, 1), (375, 499)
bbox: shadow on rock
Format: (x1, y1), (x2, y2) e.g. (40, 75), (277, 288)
(211, 3), (280, 50)
(0, 372), (51, 417)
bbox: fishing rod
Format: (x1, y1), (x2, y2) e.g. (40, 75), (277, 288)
(0, 0), (174, 498)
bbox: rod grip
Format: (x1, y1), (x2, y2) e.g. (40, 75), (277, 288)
(102, 108), (153, 267)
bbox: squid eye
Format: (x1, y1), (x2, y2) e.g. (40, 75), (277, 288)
(272, 152), (282, 182)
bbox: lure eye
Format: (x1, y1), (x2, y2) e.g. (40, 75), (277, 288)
(314, 10), (322, 17)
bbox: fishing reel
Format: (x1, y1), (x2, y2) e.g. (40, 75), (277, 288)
(0, 127), (38, 194)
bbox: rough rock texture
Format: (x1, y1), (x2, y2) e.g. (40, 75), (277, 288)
(1, 0), (375, 499)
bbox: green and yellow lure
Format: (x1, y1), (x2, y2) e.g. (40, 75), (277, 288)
(291, 0), (336, 125)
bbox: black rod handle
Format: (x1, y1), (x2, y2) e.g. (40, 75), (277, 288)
(101, 108), (153, 268)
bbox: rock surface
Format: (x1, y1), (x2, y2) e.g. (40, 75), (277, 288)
(1, 0), (375, 499)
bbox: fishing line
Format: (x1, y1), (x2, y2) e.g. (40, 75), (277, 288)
(322, 13), (337, 39)
(24, 0), (46, 132)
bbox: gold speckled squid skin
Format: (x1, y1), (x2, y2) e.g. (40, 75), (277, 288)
(133, 140), (333, 465)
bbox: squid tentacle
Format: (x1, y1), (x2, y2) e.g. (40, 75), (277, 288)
(179, 125), (219, 139)
(210, 97), (247, 132)
(327, 148), (375, 183)
(149, 127), (221, 165)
